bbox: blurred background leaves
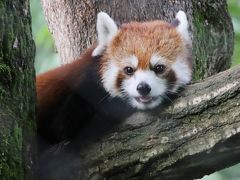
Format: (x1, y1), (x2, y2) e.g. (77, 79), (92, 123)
(30, 0), (59, 74)
(228, 0), (240, 66)
(30, 0), (240, 179)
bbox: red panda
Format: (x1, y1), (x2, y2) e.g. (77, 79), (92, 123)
(37, 11), (192, 145)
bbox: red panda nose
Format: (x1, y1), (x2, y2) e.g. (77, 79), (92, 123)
(137, 82), (151, 96)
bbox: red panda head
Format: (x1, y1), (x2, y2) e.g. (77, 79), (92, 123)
(92, 11), (192, 109)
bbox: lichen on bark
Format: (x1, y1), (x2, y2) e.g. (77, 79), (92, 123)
(0, 0), (36, 179)
(0, 110), (23, 180)
(192, 0), (234, 80)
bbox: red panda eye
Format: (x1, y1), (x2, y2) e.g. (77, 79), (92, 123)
(154, 64), (166, 74)
(124, 66), (134, 75)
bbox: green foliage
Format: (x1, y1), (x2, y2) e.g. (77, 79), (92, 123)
(30, 0), (59, 74)
(229, 0), (240, 66)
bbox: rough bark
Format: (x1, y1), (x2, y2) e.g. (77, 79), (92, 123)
(192, 0), (234, 79)
(78, 65), (240, 180)
(39, 0), (238, 179)
(0, 0), (36, 179)
(41, 0), (234, 80)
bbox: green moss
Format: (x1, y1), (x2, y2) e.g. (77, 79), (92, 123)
(0, 63), (12, 82)
(13, 124), (23, 153)
(0, 64), (10, 71)
(0, 88), (8, 102)
(192, 13), (207, 80)
(192, 1), (233, 80)
(0, 0), (36, 179)
(0, 122), (23, 180)
(0, 2), (5, 16)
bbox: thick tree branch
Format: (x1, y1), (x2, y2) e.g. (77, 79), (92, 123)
(75, 65), (240, 180)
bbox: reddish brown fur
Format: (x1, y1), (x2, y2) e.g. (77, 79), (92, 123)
(163, 69), (177, 90)
(116, 73), (125, 89)
(36, 47), (95, 123)
(101, 21), (183, 73)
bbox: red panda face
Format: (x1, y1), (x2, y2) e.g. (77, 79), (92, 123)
(93, 12), (192, 109)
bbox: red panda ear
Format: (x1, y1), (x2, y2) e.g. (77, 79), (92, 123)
(92, 12), (118, 57)
(173, 11), (191, 43)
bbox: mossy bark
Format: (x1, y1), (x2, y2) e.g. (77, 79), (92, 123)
(0, 0), (36, 179)
(192, 0), (234, 80)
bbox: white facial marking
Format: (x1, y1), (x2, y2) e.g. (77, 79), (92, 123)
(92, 12), (118, 56)
(101, 60), (120, 97)
(122, 70), (167, 109)
(127, 55), (138, 68)
(175, 11), (190, 43)
(171, 57), (192, 92)
(150, 53), (167, 67)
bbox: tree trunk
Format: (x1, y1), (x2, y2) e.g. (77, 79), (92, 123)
(41, 0), (233, 80)
(40, 0), (237, 179)
(0, 1), (36, 179)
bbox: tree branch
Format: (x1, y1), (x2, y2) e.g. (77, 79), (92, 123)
(76, 65), (240, 180)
